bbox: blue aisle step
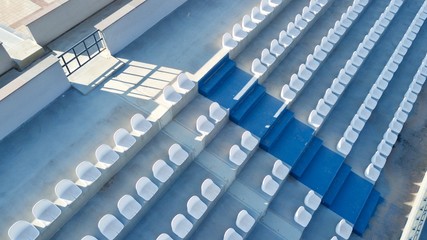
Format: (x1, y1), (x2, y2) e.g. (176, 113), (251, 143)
(291, 137), (323, 178)
(238, 94), (285, 138)
(329, 172), (374, 224)
(268, 118), (315, 167)
(230, 84), (265, 124)
(260, 109), (294, 151)
(199, 60), (236, 96)
(354, 190), (383, 235)
(297, 146), (345, 196)
(322, 164), (352, 207)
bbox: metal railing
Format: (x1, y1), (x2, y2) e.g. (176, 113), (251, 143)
(58, 30), (105, 76)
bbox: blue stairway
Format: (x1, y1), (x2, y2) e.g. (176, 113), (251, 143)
(197, 57), (382, 236)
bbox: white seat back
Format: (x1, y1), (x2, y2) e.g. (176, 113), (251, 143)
(95, 144), (119, 166)
(163, 86), (182, 103)
(98, 214), (124, 240)
(272, 160), (289, 180)
(229, 145), (247, 166)
(196, 115), (215, 135)
(171, 214), (193, 238)
(168, 143), (189, 166)
(209, 102), (227, 122)
(294, 206), (312, 227)
(335, 219), (353, 239)
(136, 176), (159, 201)
(55, 179), (82, 204)
(177, 72), (195, 90)
(8, 221), (39, 240)
(76, 161), (101, 185)
(113, 128), (136, 150)
(201, 178), (221, 201)
(131, 113), (152, 135)
(236, 210), (255, 233)
(304, 190), (321, 211)
(118, 194), (142, 220)
(32, 199), (61, 226)
(152, 160), (174, 183)
(224, 228), (243, 240)
(261, 175), (279, 196)
(187, 195), (208, 219)
(241, 131), (258, 151)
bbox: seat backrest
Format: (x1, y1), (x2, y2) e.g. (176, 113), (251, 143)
(8, 221), (39, 240)
(32, 199), (61, 223)
(55, 179), (82, 202)
(98, 214), (124, 240)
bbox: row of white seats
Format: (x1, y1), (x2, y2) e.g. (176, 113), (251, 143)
(251, 0), (330, 77)
(337, 1), (426, 156)
(7, 112), (154, 240)
(294, 190), (322, 228)
(261, 160), (290, 196)
(79, 142), (191, 240)
(364, 52), (427, 182)
(159, 179), (222, 239)
(280, 0), (370, 105)
(223, 210), (257, 240)
(308, 0), (404, 129)
(222, 0), (283, 50)
(196, 102), (227, 136)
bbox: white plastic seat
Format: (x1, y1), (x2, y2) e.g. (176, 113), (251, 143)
(356, 44), (369, 58)
(327, 29), (340, 44)
(113, 128), (136, 151)
(177, 73), (195, 91)
(308, 110), (323, 128)
(344, 61), (357, 76)
(351, 115), (365, 131)
(242, 15), (257, 32)
(377, 140), (392, 157)
(336, 219), (353, 239)
(369, 87), (383, 100)
(261, 48), (276, 67)
(405, 31), (416, 41)
(395, 108), (408, 123)
(384, 11), (394, 21)
(241, 131), (259, 151)
(118, 195), (141, 220)
(131, 113), (152, 135)
(373, 23), (385, 35)
(8, 221), (39, 240)
(347, 8), (358, 20)
(168, 143), (189, 166)
(272, 160), (290, 180)
(152, 160), (174, 183)
(334, 21), (346, 36)
(391, 52), (403, 64)
(316, 0), (328, 7)
(397, 45), (408, 56)
(368, 31), (380, 42)
(295, 14), (308, 30)
(337, 138), (352, 155)
(171, 214), (193, 238)
(324, 89), (338, 106)
(251, 7), (265, 24)
(352, 3), (364, 14)
(55, 179), (82, 205)
(375, 79), (388, 91)
(420, 66), (427, 77)
(298, 65), (312, 82)
(201, 178), (221, 201)
(290, 74), (305, 91)
(269, 0), (282, 7)
(136, 176), (159, 201)
(95, 144), (119, 167)
(363, 36), (375, 50)
(364, 95), (377, 110)
(187, 195), (208, 219)
(196, 115), (215, 135)
(316, 99), (331, 117)
(309, 2), (322, 14)
(260, 0), (274, 15)
(224, 228), (243, 240)
(357, 105), (371, 121)
(400, 101), (413, 114)
(82, 235), (98, 240)
(401, 38), (412, 49)
(338, 69), (351, 85)
(76, 161), (101, 186)
(304, 190), (321, 211)
(340, 15), (352, 28)
(371, 151), (387, 169)
(379, 17), (390, 28)
(279, 31), (293, 47)
(386, 62), (399, 73)
(365, 163), (380, 182)
(229, 145), (247, 166)
(281, 84), (296, 102)
(321, 37), (333, 52)
(405, 91), (417, 104)
(32, 199), (61, 227)
(344, 126), (359, 144)
(306, 54), (320, 71)
(415, 74), (426, 85)
(389, 117), (403, 134)
(314, 45), (327, 61)
(287, 22), (300, 38)
(163, 86), (182, 104)
(223, 33), (238, 50)
(252, 58), (267, 76)
(331, 78), (345, 95)
(356, 0), (369, 7)
(384, 127), (397, 146)
(209, 102), (227, 123)
(302, 7), (315, 22)
(261, 175), (280, 196)
(294, 206), (312, 227)
(351, 52), (363, 67)
(236, 210), (255, 233)
(380, 70), (394, 82)
(410, 81), (422, 94)
(270, 39), (285, 57)
(232, 24), (248, 41)
(98, 214), (124, 240)
(157, 233), (173, 240)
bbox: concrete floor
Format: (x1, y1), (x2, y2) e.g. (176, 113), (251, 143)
(1, 0), (427, 239)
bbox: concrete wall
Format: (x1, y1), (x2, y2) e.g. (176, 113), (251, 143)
(26, 0), (114, 46)
(0, 42), (14, 76)
(96, 0), (187, 55)
(0, 54), (70, 140)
